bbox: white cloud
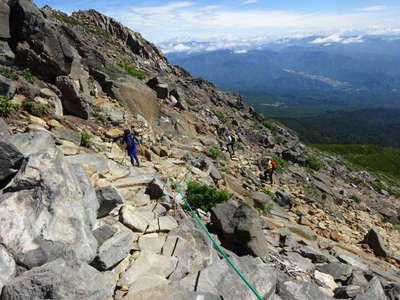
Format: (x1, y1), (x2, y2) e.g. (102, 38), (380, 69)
(311, 34), (365, 45)
(106, 2), (400, 43)
(243, 0), (258, 4)
(359, 5), (387, 12)
(233, 49), (248, 54)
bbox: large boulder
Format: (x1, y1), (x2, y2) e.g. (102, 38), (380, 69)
(0, 75), (16, 97)
(91, 227), (134, 271)
(0, 147), (98, 268)
(249, 191), (273, 210)
(0, 245), (16, 292)
(162, 219), (218, 280)
(0, 139), (24, 188)
(316, 263), (353, 282)
(8, 0), (74, 80)
(96, 185), (124, 218)
(175, 256), (277, 300)
(354, 277), (387, 300)
(0, 1), (10, 39)
(277, 279), (334, 300)
(55, 75), (92, 119)
(9, 131), (56, 157)
(1, 258), (115, 300)
(362, 229), (389, 258)
(210, 202), (271, 257)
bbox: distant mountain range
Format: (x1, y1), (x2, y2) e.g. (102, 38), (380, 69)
(166, 34), (400, 110)
(166, 34), (400, 147)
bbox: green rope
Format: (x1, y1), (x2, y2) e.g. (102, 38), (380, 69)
(168, 178), (264, 300)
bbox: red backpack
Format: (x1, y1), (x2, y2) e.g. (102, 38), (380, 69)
(271, 159), (278, 170)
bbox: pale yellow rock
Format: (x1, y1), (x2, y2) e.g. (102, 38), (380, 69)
(11, 94), (26, 106)
(58, 140), (80, 155)
(106, 128), (124, 138)
(29, 115), (48, 128)
(47, 119), (63, 128)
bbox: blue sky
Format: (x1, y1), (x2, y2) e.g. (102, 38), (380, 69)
(34, 0), (400, 47)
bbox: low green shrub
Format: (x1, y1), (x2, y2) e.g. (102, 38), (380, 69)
(214, 111), (226, 123)
(20, 68), (35, 83)
(349, 194), (361, 204)
(80, 132), (93, 148)
(0, 95), (19, 116)
(94, 112), (106, 121)
(186, 180), (230, 211)
(394, 224), (400, 232)
(0, 66), (19, 80)
(306, 155), (323, 171)
(262, 119), (277, 131)
(25, 101), (48, 116)
(207, 147), (223, 160)
(119, 62), (146, 79)
(262, 188), (276, 200)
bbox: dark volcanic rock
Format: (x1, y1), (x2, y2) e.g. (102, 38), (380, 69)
(0, 139), (24, 188)
(362, 229), (389, 258)
(95, 185), (124, 218)
(316, 263), (353, 282)
(211, 202), (271, 257)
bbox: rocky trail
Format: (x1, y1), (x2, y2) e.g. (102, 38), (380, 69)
(0, 1), (400, 299)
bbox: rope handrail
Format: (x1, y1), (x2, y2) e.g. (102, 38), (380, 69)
(168, 177), (264, 300)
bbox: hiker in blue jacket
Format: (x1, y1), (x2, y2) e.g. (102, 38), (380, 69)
(123, 129), (141, 167)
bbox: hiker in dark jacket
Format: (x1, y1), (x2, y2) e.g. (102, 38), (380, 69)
(225, 132), (235, 157)
(123, 129), (141, 167)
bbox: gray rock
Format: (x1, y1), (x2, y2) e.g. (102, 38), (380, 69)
(0, 245), (16, 291)
(209, 164), (222, 181)
(51, 127), (81, 145)
(287, 224), (318, 241)
(0, 118), (9, 140)
(284, 252), (314, 273)
(0, 75), (16, 98)
(316, 263), (353, 282)
(336, 253), (369, 272)
(65, 153), (109, 173)
(147, 77), (169, 99)
(383, 282), (400, 300)
(163, 219), (217, 280)
(56, 75), (92, 119)
(334, 285), (362, 298)
(0, 139), (24, 187)
(297, 247), (336, 263)
(362, 229), (389, 258)
(0, 148), (98, 268)
(250, 191), (272, 210)
(147, 177), (171, 200)
(279, 230), (297, 248)
(175, 256), (277, 300)
(0, 1), (10, 39)
(100, 104), (125, 124)
(39, 88), (63, 116)
(275, 190), (294, 207)
(119, 251), (178, 286)
(93, 225), (118, 245)
(0, 41), (15, 66)
(211, 202), (271, 257)
(9, 131), (56, 157)
(278, 279), (334, 300)
(92, 227), (134, 271)
(360, 277), (387, 300)
(1, 258), (115, 300)
(96, 185), (124, 218)
(126, 283), (220, 300)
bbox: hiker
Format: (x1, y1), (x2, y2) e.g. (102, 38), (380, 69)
(263, 157), (278, 184)
(225, 132), (235, 157)
(123, 129), (141, 167)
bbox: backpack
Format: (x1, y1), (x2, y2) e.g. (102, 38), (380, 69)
(271, 159), (278, 170)
(125, 134), (138, 149)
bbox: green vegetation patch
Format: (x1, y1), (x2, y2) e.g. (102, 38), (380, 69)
(80, 132), (93, 148)
(306, 155), (323, 171)
(262, 119), (278, 131)
(313, 144), (400, 180)
(207, 147), (223, 160)
(0, 66), (19, 80)
(262, 188), (276, 200)
(119, 62), (146, 80)
(25, 101), (48, 116)
(349, 194), (361, 204)
(0, 95), (19, 116)
(186, 180), (230, 211)
(214, 111), (226, 123)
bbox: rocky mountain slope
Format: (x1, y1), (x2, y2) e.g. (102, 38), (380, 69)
(0, 1), (399, 299)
